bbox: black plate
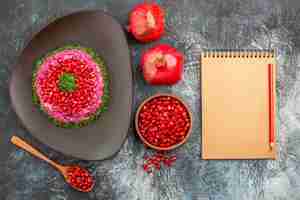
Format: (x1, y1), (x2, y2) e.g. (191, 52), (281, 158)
(9, 10), (132, 160)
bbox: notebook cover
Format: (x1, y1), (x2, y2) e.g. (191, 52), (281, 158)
(201, 50), (277, 159)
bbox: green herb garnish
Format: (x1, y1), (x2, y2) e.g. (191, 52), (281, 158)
(59, 72), (76, 92)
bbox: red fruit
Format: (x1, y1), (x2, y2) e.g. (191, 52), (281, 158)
(128, 2), (165, 42)
(141, 44), (184, 85)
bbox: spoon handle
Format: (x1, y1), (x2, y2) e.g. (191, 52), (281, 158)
(11, 136), (64, 172)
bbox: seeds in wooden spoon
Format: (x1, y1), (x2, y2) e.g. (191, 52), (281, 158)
(66, 166), (94, 192)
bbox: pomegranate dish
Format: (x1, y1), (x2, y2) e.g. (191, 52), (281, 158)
(32, 44), (109, 128)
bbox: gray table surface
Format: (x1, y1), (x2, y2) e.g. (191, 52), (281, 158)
(1, 0), (300, 199)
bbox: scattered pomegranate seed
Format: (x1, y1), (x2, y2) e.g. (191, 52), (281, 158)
(142, 152), (177, 173)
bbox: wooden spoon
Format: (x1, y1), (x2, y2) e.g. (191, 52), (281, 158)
(10, 135), (95, 192)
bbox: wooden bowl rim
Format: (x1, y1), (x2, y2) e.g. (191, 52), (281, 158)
(135, 93), (193, 151)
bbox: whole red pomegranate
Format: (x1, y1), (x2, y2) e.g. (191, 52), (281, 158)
(128, 2), (165, 42)
(141, 44), (184, 85)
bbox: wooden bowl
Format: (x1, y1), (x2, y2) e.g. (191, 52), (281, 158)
(135, 93), (192, 151)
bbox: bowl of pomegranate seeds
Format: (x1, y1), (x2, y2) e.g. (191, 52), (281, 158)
(135, 94), (192, 151)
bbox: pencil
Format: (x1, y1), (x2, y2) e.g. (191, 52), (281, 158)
(268, 64), (275, 149)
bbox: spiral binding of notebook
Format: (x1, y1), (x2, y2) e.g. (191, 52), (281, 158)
(202, 49), (276, 58)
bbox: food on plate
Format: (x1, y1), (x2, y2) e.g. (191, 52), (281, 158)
(32, 44), (109, 128)
(128, 2), (165, 42)
(140, 44), (184, 85)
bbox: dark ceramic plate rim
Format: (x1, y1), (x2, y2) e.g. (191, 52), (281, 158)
(9, 9), (133, 160)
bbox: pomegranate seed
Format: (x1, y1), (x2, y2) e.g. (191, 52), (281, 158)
(138, 96), (190, 148)
(34, 49), (106, 125)
(66, 166), (94, 191)
(139, 96), (190, 175)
